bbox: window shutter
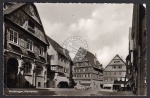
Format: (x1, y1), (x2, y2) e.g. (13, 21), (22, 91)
(33, 45), (36, 54)
(24, 40), (27, 48)
(7, 28), (10, 41)
(18, 38), (21, 46)
(35, 46), (39, 55)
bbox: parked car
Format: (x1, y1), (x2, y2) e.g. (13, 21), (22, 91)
(74, 85), (86, 90)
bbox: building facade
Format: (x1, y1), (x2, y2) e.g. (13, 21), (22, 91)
(46, 36), (73, 88)
(73, 49), (103, 90)
(126, 4), (147, 95)
(103, 55), (126, 90)
(125, 27), (134, 91)
(3, 3), (49, 88)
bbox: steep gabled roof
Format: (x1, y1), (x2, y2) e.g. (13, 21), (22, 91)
(46, 35), (71, 61)
(104, 54), (126, 71)
(86, 51), (97, 66)
(3, 3), (26, 15)
(73, 48), (102, 69)
(4, 3), (49, 45)
(107, 54), (126, 65)
(47, 35), (63, 54)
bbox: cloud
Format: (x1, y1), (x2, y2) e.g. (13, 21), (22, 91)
(35, 3), (133, 67)
(96, 36), (129, 68)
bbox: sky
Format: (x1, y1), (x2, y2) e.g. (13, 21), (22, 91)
(35, 3), (133, 68)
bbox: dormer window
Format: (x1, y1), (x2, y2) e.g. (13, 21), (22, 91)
(28, 20), (35, 33)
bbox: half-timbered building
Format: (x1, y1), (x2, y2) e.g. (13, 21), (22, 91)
(103, 54), (126, 90)
(73, 48), (103, 89)
(3, 2), (49, 88)
(46, 36), (73, 88)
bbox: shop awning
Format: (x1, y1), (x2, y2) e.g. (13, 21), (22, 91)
(103, 84), (113, 87)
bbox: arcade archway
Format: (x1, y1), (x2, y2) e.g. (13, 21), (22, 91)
(6, 58), (18, 88)
(57, 81), (69, 88)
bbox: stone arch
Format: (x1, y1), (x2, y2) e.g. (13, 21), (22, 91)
(57, 81), (69, 88)
(6, 57), (19, 88)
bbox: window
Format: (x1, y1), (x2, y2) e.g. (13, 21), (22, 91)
(83, 68), (85, 72)
(76, 74), (78, 77)
(51, 66), (56, 70)
(83, 74), (85, 77)
(79, 69), (81, 72)
(24, 62), (32, 74)
(86, 74), (88, 77)
(40, 46), (44, 56)
(27, 39), (33, 51)
(38, 82), (41, 87)
(114, 72), (116, 75)
(28, 20), (35, 33)
(36, 66), (43, 75)
(109, 72), (111, 75)
(76, 69), (78, 72)
(105, 72), (107, 75)
(74, 69), (76, 72)
(111, 78), (113, 81)
(87, 74), (89, 77)
(79, 74), (81, 77)
(119, 72), (121, 75)
(118, 65), (122, 69)
(114, 61), (120, 63)
(113, 66), (116, 69)
(88, 74), (91, 77)
(64, 68), (67, 73)
(9, 29), (18, 44)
